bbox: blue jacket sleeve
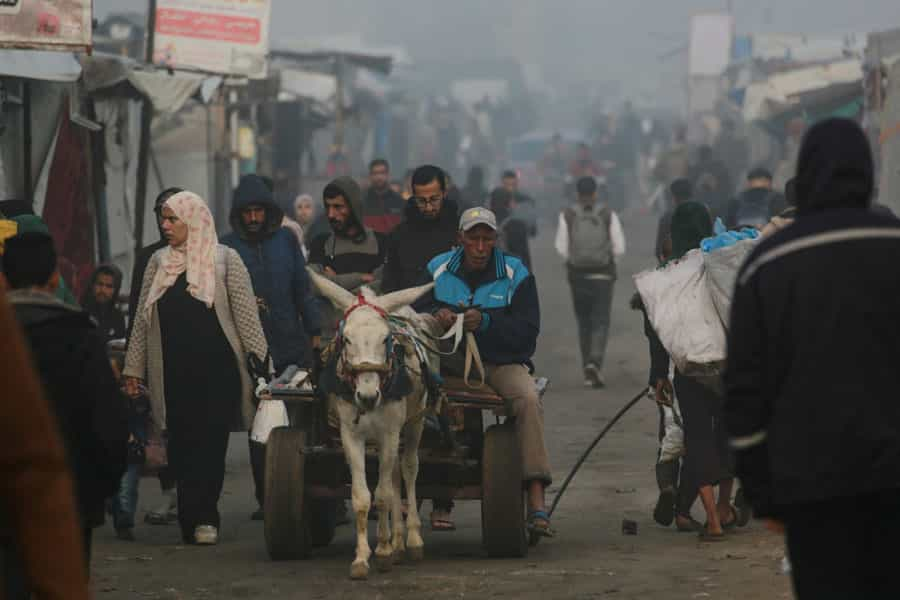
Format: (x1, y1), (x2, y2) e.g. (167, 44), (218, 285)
(478, 274), (540, 357)
(292, 238), (322, 336)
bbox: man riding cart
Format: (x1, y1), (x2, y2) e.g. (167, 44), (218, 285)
(415, 207), (555, 539)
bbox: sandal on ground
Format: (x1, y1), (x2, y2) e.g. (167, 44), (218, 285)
(430, 510), (456, 532)
(721, 505), (739, 530)
(675, 514), (703, 533)
(698, 526), (727, 542)
(526, 510), (556, 539)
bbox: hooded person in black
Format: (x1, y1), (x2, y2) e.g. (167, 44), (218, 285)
(382, 165), (459, 294)
(724, 118), (900, 600)
(81, 264), (125, 343)
(221, 174), (322, 520)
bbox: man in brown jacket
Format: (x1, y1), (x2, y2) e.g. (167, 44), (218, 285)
(0, 289), (90, 600)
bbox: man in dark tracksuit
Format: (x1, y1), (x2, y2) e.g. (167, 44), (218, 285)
(222, 174), (322, 520)
(725, 118), (900, 600)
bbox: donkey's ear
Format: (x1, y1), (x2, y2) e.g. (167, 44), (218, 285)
(307, 267), (356, 311)
(375, 283), (434, 314)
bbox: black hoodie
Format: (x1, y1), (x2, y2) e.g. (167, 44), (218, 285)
(81, 264), (125, 343)
(724, 118), (900, 516)
(382, 195), (460, 293)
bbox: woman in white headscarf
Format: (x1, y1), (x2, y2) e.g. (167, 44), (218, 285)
(124, 191), (267, 546)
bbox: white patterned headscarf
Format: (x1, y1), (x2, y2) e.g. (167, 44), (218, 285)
(145, 191), (217, 317)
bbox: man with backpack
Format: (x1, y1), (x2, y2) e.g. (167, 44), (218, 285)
(555, 176), (626, 388)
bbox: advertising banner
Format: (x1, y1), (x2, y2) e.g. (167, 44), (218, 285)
(0, 0), (92, 51)
(154, 0), (271, 79)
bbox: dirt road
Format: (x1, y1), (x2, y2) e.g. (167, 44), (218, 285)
(92, 211), (792, 599)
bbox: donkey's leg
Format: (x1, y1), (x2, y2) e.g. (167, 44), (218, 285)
(390, 457), (406, 562)
(401, 419), (425, 561)
(373, 427), (400, 572)
(340, 425), (371, 580)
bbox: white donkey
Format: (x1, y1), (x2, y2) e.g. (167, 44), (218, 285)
(308, 270), (435, 580)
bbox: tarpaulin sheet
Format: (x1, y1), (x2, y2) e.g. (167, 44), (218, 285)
(80, 54), (218, 114)
(0, 49), (81, 82)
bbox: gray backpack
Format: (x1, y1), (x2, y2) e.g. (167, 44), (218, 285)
(563, 204), (613, 270)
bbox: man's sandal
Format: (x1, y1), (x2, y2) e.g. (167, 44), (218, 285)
(527, 510), (556, 539)
(430, 511), (456, 532)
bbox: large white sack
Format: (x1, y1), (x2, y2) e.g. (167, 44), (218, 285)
(704, 238), (759, 328)
(634, 249), (726, 375)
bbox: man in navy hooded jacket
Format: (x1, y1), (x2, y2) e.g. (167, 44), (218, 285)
(221, 174), (321, 519)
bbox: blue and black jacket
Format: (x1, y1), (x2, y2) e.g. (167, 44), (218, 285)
(418, 247), (540, 366)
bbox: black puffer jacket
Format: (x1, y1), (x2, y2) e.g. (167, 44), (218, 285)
(724, 118), (900, 517)
(382, 196), (459, 293)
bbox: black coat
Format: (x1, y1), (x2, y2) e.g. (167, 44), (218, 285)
(10, 291), (128, 528)
(382, 197), (459, 293)
(724, 209), (900, 516)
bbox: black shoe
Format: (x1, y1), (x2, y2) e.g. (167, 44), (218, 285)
(251, 507), (264, 521)
(115, 528), (136, 542)
(653, 489), (676, 526)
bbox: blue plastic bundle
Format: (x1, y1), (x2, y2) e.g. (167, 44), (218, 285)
(700, 218), (760, 253)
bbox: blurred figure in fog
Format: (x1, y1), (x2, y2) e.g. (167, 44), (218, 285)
(293, 193), (330, 255)
(725, 167), (785, 230)
(498, 170), (538, 231)
(714, 119), (749, 186)
(363, 159), (406, 234)
(689, 145), (733, 201)
(461, 166), (489, 211)
(82, 264), (125, 343)
(555, 177), (626, 388)
(569, 143), (600, 179)
(655, 179), (694, 265)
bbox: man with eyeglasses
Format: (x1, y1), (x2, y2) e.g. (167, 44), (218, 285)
(382, 165), (459, 295)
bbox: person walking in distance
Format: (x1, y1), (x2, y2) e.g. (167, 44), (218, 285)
(725, 118), (900, 599)
(124, 191), (268, 546)
(363, 159), (406, 234)
(221, 174), (322, 521)
(555, 176), (626, 388)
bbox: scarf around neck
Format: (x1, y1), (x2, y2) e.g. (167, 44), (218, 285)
(144, 191), (217, 318)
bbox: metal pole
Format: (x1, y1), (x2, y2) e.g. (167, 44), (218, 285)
(229, 87), (239, 189)
(22, 80), (32, 205)
(334, 55), (345, 151)
(133, 0), (157, 255)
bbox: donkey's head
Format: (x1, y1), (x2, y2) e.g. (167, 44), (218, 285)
(308, 269), (433, 412)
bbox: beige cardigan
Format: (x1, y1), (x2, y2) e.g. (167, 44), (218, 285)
(124, 245), (268, 431)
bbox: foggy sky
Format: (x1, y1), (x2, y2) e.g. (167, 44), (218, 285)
(97, 0), (900, 92)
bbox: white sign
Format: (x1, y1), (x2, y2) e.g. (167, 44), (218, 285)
(689, 13), (734, 77)
(154, 0), (271, 79)
(0, 0), (91, 51)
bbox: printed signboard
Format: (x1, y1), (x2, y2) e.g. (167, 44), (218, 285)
(0, 0), (92, 51)
(154, 0), (271, 78)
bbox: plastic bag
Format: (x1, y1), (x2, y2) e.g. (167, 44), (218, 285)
(634, 249), (726, 375)
(143, 424), (168, 475)
(250, 399), (289, 444)
(703, 238), (758, 326)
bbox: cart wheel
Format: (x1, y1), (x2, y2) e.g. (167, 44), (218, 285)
(264, 427), (311, 560)
(481, 423), (528, 558)
(308, 497), (338, 547)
